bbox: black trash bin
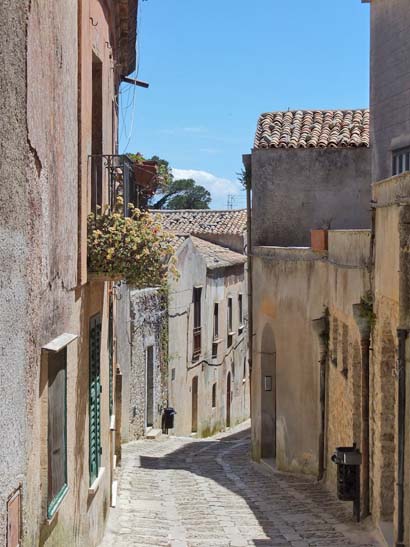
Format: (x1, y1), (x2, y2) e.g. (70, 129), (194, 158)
(331, 445), (362, 521)
(163, 407), (176, 430)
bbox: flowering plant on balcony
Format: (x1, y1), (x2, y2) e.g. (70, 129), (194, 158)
(88, 197), (176, 287)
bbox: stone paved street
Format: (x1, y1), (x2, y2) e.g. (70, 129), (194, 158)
(100, 423), (383, 547)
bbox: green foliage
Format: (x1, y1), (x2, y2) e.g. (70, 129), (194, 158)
(237, 166), (251, 190)
(87, 198), (176, 288)
(153, 178), (211, 210)
(359, 290), (376, 328)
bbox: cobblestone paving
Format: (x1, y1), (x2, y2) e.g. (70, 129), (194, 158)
(100, 424), (383, 547)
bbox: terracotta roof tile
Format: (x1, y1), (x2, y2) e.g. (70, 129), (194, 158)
(254, 109), (369, 150)
(190, 236), (246, 269)
(152, 209), (247, 236)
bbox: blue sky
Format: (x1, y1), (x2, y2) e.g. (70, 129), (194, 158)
(119, 0), (370, 209)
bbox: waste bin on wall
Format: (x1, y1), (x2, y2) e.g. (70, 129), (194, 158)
(163, 407), (176, 430)
(331, 445), (362, 521)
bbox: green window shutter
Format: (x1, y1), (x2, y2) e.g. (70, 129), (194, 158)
(89, 314), (102, 485)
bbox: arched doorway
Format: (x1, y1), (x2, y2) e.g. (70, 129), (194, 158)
(192, 376), (198, 433)
(226, 372), (231, 428)
(261, 323), (276, 458)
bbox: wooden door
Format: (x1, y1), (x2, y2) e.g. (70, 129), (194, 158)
(226, 372), (231, 428)
(192, 376), (198, 433)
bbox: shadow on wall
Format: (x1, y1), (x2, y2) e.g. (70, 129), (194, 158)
(138, 427), (356, 545)
(261, 323), (276, 459)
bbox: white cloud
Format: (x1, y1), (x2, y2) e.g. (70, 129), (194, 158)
(172, 168), (245, 209)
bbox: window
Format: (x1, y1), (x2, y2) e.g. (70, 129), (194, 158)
(47, 348), (68, 519)
(171, 368), (176, 381)
(393, 147), (410, 176)
(227, 297), (233, 347)
(91, 54), (103, 214)
(213, 303), (219, 340)
(89, 314), (102, 485)
(212, 303), (219, 359)
(212, 383), (217, 408)
(238, 294), (244, 334)
(192, 287), (202, 360)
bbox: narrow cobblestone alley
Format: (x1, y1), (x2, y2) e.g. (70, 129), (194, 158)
(100, 424), (382, 547)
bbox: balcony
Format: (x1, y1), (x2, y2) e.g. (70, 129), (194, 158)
(90, 154), (141, 217)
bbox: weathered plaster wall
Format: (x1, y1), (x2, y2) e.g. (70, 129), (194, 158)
(252, 248), (326, 474)
(123, 288), (167, 440)
(251, 147), (371, 247)
(370, 0), (410, 183)
(0, 1), (31, 544)
(168, 239), (250, 437)
(0, 0), (130, 545)
(252, 231), (371, 483)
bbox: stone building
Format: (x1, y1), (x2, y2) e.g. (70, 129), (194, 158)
(117, 286), (168, 442)
(245, 109), (372, 505)
(366, 1), (410, 543)
(0, 1), (137, 546)
(155, 210), (250, 437)
(247, 5), (410, 541)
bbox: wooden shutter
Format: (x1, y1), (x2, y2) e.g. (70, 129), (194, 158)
(47, 348), (67, 517)
(7, 488), (21, 547)
(89, 314), (102, 484)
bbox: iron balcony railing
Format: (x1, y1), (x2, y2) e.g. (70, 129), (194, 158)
(89, 154), (140, 217)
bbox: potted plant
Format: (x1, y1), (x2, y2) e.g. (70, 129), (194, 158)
(87, 198), (175, 286)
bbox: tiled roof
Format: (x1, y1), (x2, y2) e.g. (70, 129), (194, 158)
(153, 209), (247, 236)
(254, 109), (369, 149)
(190, 236), (247, 270)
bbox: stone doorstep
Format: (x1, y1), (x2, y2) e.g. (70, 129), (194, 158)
(145, 428), (162, 440)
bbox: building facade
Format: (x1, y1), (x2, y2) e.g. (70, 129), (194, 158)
(117, 286), (168, 442)
(0, 1), (137, 545)
(246, 109), (373, 512)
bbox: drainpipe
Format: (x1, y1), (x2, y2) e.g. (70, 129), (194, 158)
(243, 155), (253, 399)
(353, 304), (371, 519)
(396, 328), (408, 546)
(312, 314), (329, 481)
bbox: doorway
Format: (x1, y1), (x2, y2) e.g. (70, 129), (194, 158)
(261, 324), (276, 458)
(146, 346), (154, 428)
(226, 372), (231, 428)
(192, 376), (198, 433)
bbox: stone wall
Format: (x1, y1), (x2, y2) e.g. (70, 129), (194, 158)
(128, 288), (167, 439)
(370, 0), (410, 183)
(251, 147), (371, 247)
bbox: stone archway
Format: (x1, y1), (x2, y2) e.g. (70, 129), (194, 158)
(261, 323), (276, 459)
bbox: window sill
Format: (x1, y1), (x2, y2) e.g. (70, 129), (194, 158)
(238, 326), (244, 335)
(110, 414), (116, 431)
(46, 484), (68, 524)
(88, 467), (105, 496)
(227, 331), (235, 337)
(212, 338), (222, 345)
